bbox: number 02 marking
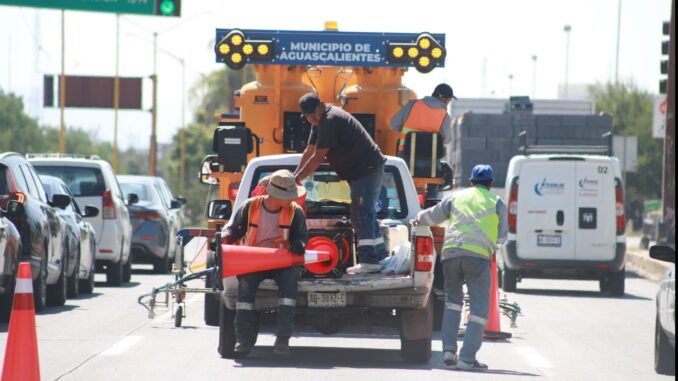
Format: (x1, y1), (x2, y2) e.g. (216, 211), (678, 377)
(597, 166), (608, 174)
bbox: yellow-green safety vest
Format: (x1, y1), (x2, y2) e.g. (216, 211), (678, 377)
(442, 187), (500, 259)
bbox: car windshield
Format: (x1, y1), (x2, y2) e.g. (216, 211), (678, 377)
(251, 165), (406, 219)
(32, 166), (105, 197)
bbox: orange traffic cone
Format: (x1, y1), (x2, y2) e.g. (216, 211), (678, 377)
(220, 244), (333, 278)
(2, 262), (40, 381)
(484, 253), (512, 340)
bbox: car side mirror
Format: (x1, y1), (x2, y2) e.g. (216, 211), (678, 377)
(127, 193), (139, 206)
(83, 205), (99, 218)
(207, 199), (232, 220)
(6, 200), (24, 216)
(649, 244), (675, 263)
(170, 200), (182, 209)
(50, 194), (72, 210)
(177, 196), (187, 205)
(200, 155), (219, 185)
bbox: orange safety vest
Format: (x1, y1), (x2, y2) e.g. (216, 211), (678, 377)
(398, 100), (448, 153)
(244, 196), (296, 250)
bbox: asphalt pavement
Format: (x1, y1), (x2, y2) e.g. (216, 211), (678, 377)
(0, 260), (673, 381)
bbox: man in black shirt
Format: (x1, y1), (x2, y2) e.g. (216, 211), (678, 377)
(294, 93), (387, 274)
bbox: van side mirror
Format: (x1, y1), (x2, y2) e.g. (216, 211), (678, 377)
(200, 155), (219, 185)
(176, 196), (187, 205)
(207, 200), (232, 220)
(127, 193), (139, 206)
(83, 205), (99, 218)
(649, 244), (675, 263)
(50, 194), (72, 209)
(170, 200), (182, 209)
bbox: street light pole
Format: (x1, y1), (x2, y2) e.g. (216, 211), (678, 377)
(563, 25), (572, 99)
(507, 74), (514, 96)
(113, 14), (120, 173)
(179, 57), (186, 195)
(150, 32), (158, 176)
(615, 0), (622, 83)
(531, 55), (538, 98)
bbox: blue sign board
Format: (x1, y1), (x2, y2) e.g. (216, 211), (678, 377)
(214, 29), (445, 69)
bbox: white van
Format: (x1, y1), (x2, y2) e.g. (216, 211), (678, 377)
(498, 153), (627, 295)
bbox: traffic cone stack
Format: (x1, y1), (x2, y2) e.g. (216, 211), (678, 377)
(1, 262), (41, 381)
(483, 253), (512, 340)
(220, 244), (332, 279)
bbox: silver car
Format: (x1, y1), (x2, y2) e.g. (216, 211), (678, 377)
(650, 244), (675, 375)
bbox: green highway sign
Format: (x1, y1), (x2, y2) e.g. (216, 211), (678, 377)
(0, 0), (181, 16)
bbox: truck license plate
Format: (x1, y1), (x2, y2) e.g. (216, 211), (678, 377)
(308, 292), (346, 308)
(537, 234), (562, 247)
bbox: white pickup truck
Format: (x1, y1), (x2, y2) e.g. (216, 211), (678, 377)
(209, 154), (440, 362)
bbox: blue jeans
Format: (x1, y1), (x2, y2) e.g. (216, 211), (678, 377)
(441, 256), (491, 362)
(349, 163), (388, 264)
(235, 266), (300, 342)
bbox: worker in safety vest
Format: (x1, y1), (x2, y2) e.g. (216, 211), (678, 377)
(222, 170), (309, 356)
(390, 83), (456, 156)
(415, 164), (507, 371)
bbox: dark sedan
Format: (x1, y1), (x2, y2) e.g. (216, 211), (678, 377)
(0, 208), (21, 322)
(118, 176), (174, 273)
(40, 175), (99, 297)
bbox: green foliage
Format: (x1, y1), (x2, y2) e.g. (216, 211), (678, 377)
(0, 90), (51, 153)
(589, 81), (663, 204)
(189, 66), (254, 124)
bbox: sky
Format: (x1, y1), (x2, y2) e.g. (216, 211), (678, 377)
(0, 0), (672, 150)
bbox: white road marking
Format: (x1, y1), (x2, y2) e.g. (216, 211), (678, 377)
(514, 346), (553, 368)
(100, 336), (142, 356)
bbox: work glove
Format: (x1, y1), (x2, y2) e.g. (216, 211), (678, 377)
(289, 241), (306, 256)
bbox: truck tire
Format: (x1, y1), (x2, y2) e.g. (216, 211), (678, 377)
(106, 261), (123, 286)
(502, 269), (518, 292)
(655, 315), (676, 375)
(204, 252), (221, 326)
(399, 297), (432, 363)
(432, 294), (444, 332)
(218, 301), (249, 358)
(607, 268), (625, 296)
(122, 259), (132, 283)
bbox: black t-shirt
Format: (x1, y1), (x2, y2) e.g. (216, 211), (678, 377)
(308, 105), (386, 180)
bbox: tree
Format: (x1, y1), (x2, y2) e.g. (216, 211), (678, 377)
(589, 81), (663, 206)
(0, 90), (51, 153)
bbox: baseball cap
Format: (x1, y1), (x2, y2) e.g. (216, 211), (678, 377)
(469, 164), (494, 181)
(299, 93), (322, 115)
(432, 83), (457, 100)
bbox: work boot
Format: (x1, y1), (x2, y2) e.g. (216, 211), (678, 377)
(273, 336), (290, 356)
(234, 339), (254, 354)
(457, 359), (489, 371)
(443, 351), (458, 368)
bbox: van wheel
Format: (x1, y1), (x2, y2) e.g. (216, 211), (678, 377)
(47, 257), (67, 306)
(122, 259), (132, 283)
(153, 249), (170, 274)
(655, 314), (676, 375)
(607, 268), (625, 296)
(106, 261), (123, 286)
(502, 269), (518, 292)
